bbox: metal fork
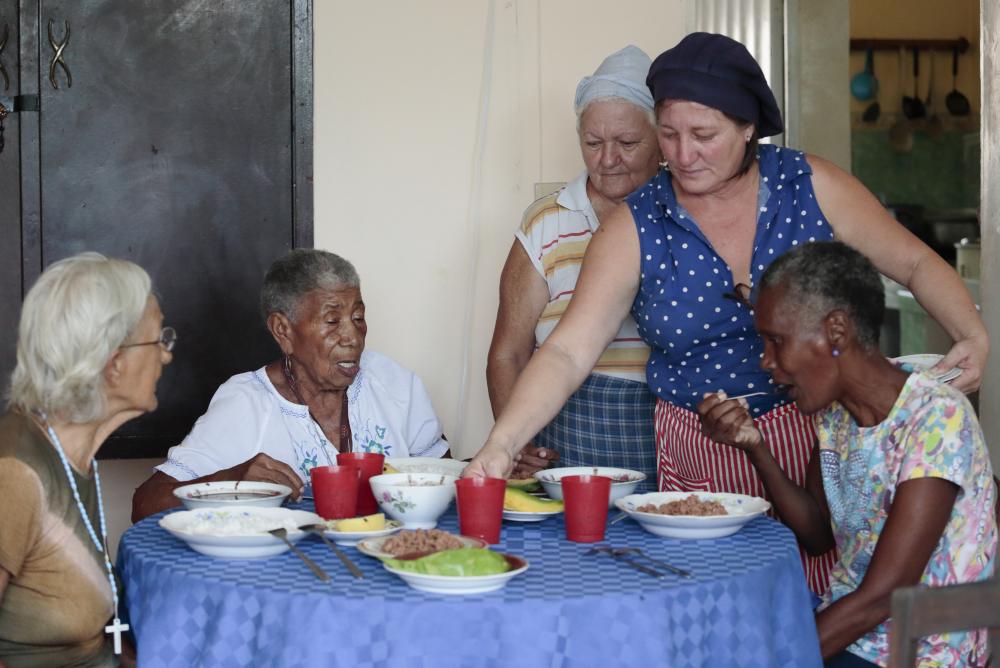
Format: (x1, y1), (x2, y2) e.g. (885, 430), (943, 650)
(586, 546), (664, 579)
(613, 547), (692, 578)
(298, 524), (364, 579)
(268, 528), (331, 582)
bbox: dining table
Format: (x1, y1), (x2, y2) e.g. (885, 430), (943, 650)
(118, 503), (823, 667)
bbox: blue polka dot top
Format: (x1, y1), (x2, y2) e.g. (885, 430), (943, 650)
(626, 145), (833, 416)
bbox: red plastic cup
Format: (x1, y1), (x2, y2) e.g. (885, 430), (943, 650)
(309, 465), (360, 520)
(455, 477), (506, 544)
(336, 452), (385, 516)
(562, 474), (612, 542)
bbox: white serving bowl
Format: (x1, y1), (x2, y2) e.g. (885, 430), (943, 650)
(533, 466), (646, 508)
(368, 473), (457, 529)
(384, 457), (467, 477)
(382, 553), (528, 595)
(615, 492), (770, 540)
(159, 507), (322, 559)
(173, 481), (292, 510)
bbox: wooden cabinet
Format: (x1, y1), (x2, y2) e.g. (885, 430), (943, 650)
(0, 1), (313, 456)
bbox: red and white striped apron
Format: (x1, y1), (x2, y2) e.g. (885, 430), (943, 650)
(655, 399), (836, 595)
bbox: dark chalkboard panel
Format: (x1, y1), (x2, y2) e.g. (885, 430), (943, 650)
(0, 1), (313, 457)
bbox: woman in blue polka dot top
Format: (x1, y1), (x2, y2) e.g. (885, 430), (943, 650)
(466, 33), (988, 595)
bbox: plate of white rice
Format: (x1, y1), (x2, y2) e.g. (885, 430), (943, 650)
(159, 506), (322, 559)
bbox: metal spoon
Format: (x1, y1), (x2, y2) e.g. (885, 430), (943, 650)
(298, 524), (364, 579)
(267, 528), (331, 582)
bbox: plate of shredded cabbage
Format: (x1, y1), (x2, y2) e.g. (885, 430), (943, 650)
(381, 548), (528, 594)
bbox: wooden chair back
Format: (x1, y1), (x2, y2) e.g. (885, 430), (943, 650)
(889, 577), (1000, 667)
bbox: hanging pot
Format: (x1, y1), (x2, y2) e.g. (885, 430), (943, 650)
(945, 46), (971, 116)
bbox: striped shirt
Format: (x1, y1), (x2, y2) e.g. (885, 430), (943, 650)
(516, 171), (650, 383)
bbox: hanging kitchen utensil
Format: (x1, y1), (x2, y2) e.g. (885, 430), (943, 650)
(851, 48), (878, 101)
(862, 68), (881, 123)
(926, 50), (944, 140)
(945, 46), (970, 116)
(889, 48), (913, 153)
(901, 48), (925, 119)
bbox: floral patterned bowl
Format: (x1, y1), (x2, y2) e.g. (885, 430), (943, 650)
(368, 473), (458, 529)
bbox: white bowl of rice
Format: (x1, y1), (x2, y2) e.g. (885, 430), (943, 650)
(158, 506), (322, 559)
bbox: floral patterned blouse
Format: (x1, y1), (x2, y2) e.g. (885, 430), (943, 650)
(817, 371), (997, 666)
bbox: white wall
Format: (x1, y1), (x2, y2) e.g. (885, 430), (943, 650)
(313, 0), (687, 459)
(980, 0), (1000, 472)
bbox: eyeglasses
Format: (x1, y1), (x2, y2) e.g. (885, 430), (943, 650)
(722, 283), (754, 309)
(120, 326), (177, 353)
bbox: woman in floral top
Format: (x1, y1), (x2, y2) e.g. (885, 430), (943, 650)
(699, 241), (996, 667)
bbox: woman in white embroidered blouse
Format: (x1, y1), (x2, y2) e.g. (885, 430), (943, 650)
(132, 249), (448, 522)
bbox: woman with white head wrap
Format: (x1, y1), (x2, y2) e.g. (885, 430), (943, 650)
(486, 46), (660, 485)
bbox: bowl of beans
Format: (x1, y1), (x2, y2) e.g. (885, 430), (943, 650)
(614, 491), (771, 539)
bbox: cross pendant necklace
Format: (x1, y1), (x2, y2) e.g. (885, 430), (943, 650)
(37, 413), (129, 655)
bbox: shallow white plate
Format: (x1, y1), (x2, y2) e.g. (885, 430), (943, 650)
(534, 466), (646, 508)
(615, 492), (770, 540)
(173, 481), (291, 510)
(355, 532), (487, 559)
(159, 507), (322, 559)
(893, 354), (963, 383)
(384, 457), (467, 477)
(321, 519), (404, 546)
(382, 553), (528, 595)
(502, 508), (562, 523)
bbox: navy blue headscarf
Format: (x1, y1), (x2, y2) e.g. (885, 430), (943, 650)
(646, 32), (783, 138)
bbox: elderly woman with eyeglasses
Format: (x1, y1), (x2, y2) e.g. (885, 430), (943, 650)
(131, 249), (449, 522)
(0, 252), (173, 667)
(465, 33), (987, 596)
(699, 241), (996, 667)
(487, 45), (659, 485)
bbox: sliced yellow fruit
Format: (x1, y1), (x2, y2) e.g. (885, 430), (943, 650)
(332, 513), (386, 532)
(383, 462), (400, 474)
(506, 477), (541, 492)
(503, 487), (563, 512)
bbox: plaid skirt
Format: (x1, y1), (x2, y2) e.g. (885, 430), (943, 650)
(655, 399), (836, 595)
(533, 373), (657, 492)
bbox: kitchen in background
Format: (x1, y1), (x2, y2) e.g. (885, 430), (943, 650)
(848, 0), (981, 361)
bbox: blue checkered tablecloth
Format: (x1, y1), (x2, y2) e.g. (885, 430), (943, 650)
(119, 505), (821, 667)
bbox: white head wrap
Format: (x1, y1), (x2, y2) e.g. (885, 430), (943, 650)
(574, 45), (654, 116)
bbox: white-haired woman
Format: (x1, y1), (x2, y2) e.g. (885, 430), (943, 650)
(487, 45), (660, 484)
(0, 252), (174, 667)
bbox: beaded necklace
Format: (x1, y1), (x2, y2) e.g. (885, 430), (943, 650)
(38, 413), (129, 655)
(281, 356), (352, 463)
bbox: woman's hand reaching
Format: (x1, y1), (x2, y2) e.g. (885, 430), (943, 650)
(462, 442), (515, 480)
(933, 333), (989, 394)
(697, 391), (765, 452)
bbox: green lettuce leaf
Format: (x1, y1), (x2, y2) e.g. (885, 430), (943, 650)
(385, 548), (509, 576)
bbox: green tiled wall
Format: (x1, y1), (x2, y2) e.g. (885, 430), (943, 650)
(850, 128), (979, 209)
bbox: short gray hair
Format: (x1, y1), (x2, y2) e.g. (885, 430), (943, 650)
(260, 249), (360, 322)
(759, 241), (884, 348)
(8, 252), (152, 421)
